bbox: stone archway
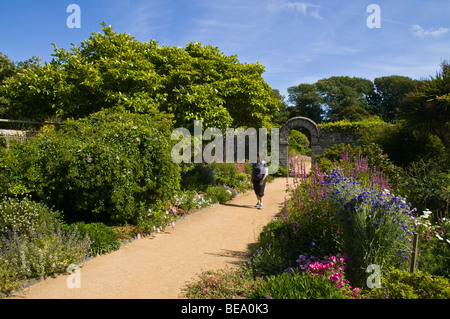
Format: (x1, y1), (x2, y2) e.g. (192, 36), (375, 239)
(279, 117), (321, 169)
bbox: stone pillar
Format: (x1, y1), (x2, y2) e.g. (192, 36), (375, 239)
(279, 117), (320, 169)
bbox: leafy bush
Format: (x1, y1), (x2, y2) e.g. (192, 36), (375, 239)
(373, 122), (448, 168)
(0, 196), (61, 236)
(241, 243), (286, 278)
(338, 106), (372, 122)
(251, 270), (346, 299)
(399, 159), (450, 215)
(211, 162), (251, 191)
(180, 164), (217, 192)
(289, 129), (310, 156)
(62, 222), (121, 256)
(4, 109), (180, 224)
(368, 268), (450, 299)
(0, 224), (91, 279)
(315, 143), (402, 190)
(205, 185), (237, 204)
(414, 210), (450, 278)
(0, 256), (20, 294)
(182, 266), (263, 299)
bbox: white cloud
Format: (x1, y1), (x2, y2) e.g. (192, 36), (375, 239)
(283, 2), (323, 20)
(411, 24), (449, 38)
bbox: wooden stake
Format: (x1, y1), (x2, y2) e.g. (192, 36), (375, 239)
(410, 233), (419, 273)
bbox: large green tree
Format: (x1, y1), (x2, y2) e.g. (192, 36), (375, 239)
(0, 23), (279, 131)
(315, 76), (375, 122)
(368, 75), (418, 123)
(286, 76), (375, 123)
(287, 83), (323, 123)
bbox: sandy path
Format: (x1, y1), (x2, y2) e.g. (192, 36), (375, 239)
(9, 159), (310, 299)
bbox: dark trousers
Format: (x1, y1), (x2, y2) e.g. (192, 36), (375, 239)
(253, 178), (266, 197)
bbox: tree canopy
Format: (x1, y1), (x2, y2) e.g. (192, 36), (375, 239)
(285, 75), (419, 124)
(0, 23), (280, 131)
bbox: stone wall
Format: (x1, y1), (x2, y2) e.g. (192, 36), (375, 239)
(279, 117), (363, 169)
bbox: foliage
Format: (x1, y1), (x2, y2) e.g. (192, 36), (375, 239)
(315, 143), (402, 191)
(373, 121), (448, 167)
(367, 268), (450, 299)
(0, 256), (20, 294)
(413, 209), (450, 278)
(285, 75), (419, 124)
(0, 196), (61, 236)
(2, 109), (180, 224)
(62, 222), (121, 256)
(318, 118), (390, 145)
(338, 106), (372, 122)
(286, 83), (324, 124)
(241, 243), (286, 278)
(367, 75), (418, 123)
(182, 266), (263, 299)
(180, 164), (217, 192)
(315, 76), (375, 122)
(320, 168), (415, 285)
(211, 162), (252, 192)
(399, 70), (450, 149)
(255, 148), (417, 288)
(205, 185), (237, 204)
(0, 23), (279, 130)
(399, 159), (450, 215)
(251, 269), (347, 299)
(0, 224), (91, 279)
(288, 129), (310, 156)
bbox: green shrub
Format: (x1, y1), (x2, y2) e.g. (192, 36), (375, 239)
(182, 267), (263, 299)
(63, 222), (121, 256)
(0, 256), (20, 294)
(180, 164), (217, 191)
(0, 196), (61, 236)
(4, 109), (180, 224)
(241, 243), (286, 278)
(0, 224), (91, 279)
(289, 129), (310, 155)
(399, 159), (450, 215)
(368, 268), (450, 299)
(373, 122), (448, 168)
(414, 210), (450, 278)
(251, 270), (346, 299)
(338, 106), (372, 122)
(205, 185), (236, 204)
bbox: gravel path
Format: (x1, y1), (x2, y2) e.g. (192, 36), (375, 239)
(9, 159), (310, 299)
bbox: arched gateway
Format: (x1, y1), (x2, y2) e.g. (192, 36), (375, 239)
(279, 117), (321, 169)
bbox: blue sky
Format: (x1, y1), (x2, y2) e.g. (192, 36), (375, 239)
(1, 0), (449, 98)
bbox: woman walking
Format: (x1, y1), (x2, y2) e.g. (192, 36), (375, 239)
(252, 152), (269, 209)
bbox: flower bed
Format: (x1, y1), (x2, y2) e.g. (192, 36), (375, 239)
(185, 145), (450, 299)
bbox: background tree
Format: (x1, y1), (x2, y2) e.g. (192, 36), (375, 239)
(338, 105), (372, 122)
(286, 83), (323, 123)
(315, 76), (375, 122)
(271, 89), (290, 126)
(367, 75), (418, 123)
(0, 53), (18, 117)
